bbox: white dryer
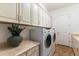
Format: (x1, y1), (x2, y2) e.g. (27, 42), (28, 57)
(30, 28), (55, 56)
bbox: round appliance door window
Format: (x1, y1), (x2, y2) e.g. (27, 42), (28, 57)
(45, 34), (51, 48)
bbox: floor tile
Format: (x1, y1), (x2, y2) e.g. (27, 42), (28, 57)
(53, 44), (75, 56)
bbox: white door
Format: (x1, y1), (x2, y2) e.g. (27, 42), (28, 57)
(70, 8), (79, 34)
(53, 14), (72, 47)
(0, 3), (18, 23)
(20, 3), (31, 25)
(31, 4), (38, 26)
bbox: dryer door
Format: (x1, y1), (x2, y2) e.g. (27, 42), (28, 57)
(45, 34), (52, 48)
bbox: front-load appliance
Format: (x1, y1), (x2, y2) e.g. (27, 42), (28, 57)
(49, 29), (56, 55)
(29, 28), (55, 56)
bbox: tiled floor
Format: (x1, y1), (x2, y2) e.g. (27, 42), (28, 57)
(53, 44), (75, 56)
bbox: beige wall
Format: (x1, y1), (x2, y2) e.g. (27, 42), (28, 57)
(0, 23), (31, 43)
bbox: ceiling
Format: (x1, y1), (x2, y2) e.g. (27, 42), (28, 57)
(43, 3), (77, 12)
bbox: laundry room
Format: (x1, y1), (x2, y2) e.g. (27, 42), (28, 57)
(0, 0), (79, 57)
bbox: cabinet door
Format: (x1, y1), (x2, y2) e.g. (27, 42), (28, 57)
(20, 3), (31, 25)
(73, 48), (79, 56)
(26, 46), (39, 56)
(45, 13), (49, 27)
(39, 7), (51, 28)
(44, 13), (51, 28)
(31, 4), (38, 26)
(38, 6), (43, 26)
(0, 3), (18, 23)
(47, 15), (51, 28)
(42, 11), (47, 27)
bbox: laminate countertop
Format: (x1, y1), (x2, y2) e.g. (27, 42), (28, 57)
(72, 34), (79, 48)
(72, 34), (79, 42)
(0, 40), (40, 56)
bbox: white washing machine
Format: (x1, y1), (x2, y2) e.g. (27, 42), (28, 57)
(49, 29), (55, 56)
(29, 28), (55, 56)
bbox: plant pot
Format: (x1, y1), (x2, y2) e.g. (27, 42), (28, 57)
(7, 36), (23, 47)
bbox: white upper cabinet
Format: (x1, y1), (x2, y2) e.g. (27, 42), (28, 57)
(42, 11), (47, 27)
(38, 6), (43, 26)
(0, 3), (18, 23)
(46, 15), (51, 28)
(31, 4), (38, 26)
(0, 3), (51, 28)
(45, 13), (49, 27)
(42, 10), (51, 28)
(49, 16), (52, 27)
(20, 3), (31, 25)
(38, 3), (51, 28)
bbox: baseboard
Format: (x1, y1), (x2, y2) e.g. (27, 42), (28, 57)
(55, 43), (72, 48)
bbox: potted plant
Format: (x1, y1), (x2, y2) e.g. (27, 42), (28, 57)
(7, 24), (25, 47)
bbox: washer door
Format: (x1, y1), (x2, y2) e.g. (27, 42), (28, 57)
(45, 34), (51, 48)
(53, 33), (56, 42)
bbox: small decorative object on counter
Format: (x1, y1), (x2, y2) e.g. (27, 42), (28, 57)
(7, 24), (25, 47)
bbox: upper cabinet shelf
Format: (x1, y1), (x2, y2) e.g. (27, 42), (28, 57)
(0, 3), (51, 28)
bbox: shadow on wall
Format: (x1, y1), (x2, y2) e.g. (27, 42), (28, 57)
(0, 23), (31, 43)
